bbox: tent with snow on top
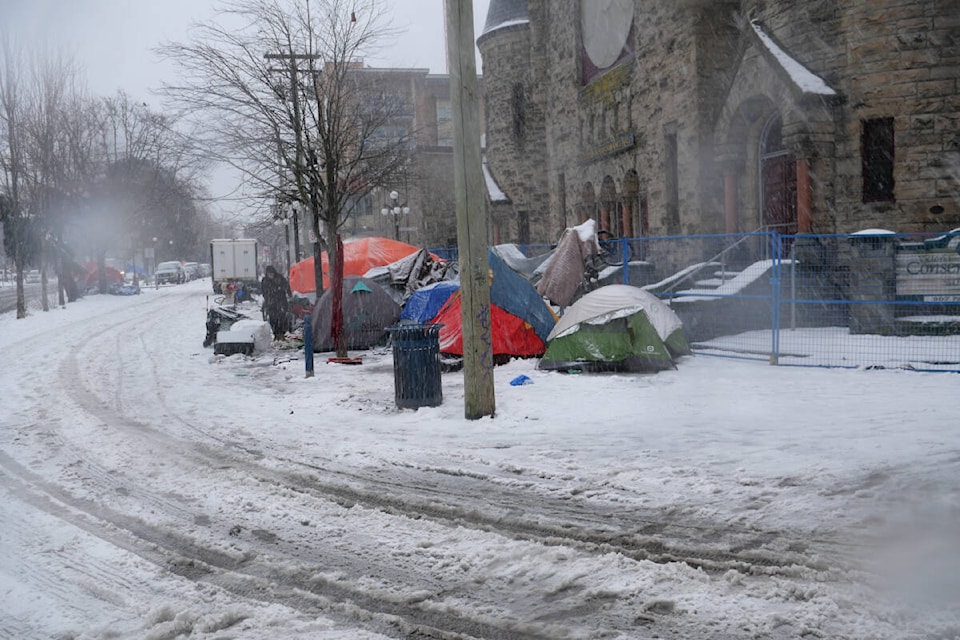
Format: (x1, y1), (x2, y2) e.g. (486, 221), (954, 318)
(363, 248), (458, 306)
(538, 284), (690, 373)
(311, 276), (400, 352)
(400, 250), (558, 361)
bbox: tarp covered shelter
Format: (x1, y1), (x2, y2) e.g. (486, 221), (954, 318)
(400, 250), (558, 360)
(289, 237), (435, 295)
(539, 285), (690, 372)
(364, 248), (458, 305)
(536, 220), (599, 308)
(310, 276), (400, 352)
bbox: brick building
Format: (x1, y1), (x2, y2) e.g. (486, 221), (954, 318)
(478, 0), (959, 246)
(343, 67), (482, 249)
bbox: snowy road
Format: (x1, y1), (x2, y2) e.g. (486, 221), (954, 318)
(2, 280), (959, 639)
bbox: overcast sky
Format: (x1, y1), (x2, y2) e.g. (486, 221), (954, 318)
(1, 0), (491, 220)
(2, 0), (491, 101)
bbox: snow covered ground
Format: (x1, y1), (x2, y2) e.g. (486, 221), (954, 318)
(1, 279), (959, 639)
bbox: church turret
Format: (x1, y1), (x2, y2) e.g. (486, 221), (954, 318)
(477, 0), (548, 245)
(480, 0), (529, 38)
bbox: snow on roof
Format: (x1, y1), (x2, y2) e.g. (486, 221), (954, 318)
(482, 159), (510, 203)
(480, 0), (531, 38)
(481, 17), (530, 37)
(750, 21), (837, 97)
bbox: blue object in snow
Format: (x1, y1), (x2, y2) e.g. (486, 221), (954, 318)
(509, 374), (533, 386)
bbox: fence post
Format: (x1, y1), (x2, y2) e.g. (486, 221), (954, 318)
(621, 237), (630, 285)
(770, 231), (781, 365)
(790, 242), (797, 330)
(303, 318), (314, 378)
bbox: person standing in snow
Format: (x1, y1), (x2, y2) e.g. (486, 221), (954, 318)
(261, 265), (293, 340)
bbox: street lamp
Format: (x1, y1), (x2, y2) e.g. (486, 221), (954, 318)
(149, 237), (158, 278)
(380, 190), (410, 241)
(273, 203), (293, 274)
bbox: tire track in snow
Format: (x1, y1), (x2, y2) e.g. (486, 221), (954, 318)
(1, 453), (645, 640)
(3, 288), (863, 638)
(55, 288), (854, 579)
(2, 297), (656, 637)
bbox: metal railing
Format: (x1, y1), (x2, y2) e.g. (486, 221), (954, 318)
(433, 230), (960, 372)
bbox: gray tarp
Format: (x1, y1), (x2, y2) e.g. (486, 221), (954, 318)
(364, 249), (458, 306)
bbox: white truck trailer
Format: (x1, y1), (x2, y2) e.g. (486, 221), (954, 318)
(210, 238), (259, 299)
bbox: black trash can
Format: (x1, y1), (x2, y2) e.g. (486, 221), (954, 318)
(387, 324), (443, 409)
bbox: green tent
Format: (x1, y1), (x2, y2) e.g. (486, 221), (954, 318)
(539, 285), (691, 372)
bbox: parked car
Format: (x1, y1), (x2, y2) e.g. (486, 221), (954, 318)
(25, 269), (41, 283)
(198, 263), (212, 278)
(183, 262), (200, 281)
(155, 261), (186, 285)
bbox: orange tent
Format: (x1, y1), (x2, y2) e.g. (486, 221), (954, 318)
(289, 237), (435, 294)
(83, 262), (124, 287)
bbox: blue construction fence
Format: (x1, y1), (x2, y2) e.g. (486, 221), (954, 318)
(433, 230), (960, 372)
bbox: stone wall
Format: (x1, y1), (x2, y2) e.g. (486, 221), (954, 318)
(477, 22), (549, 245)
(830, 0), (960, 232)
(479, 0), (960, 248)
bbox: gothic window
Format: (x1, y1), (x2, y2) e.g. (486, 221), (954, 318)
(861, 117), (895, 203)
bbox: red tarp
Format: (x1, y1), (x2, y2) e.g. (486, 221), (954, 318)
(288, 237), (433, 294)
(432, 293), (547, 358)
(84, 262), (124, 287)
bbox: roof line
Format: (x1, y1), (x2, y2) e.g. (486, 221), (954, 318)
(750, 20), (837, 98)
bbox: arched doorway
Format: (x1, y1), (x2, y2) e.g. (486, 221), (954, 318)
(759, 114), (797, 235)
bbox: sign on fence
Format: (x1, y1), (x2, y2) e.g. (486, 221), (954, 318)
(896, 240), (960, 300)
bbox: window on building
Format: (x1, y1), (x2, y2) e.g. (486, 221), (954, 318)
(436, 102), (453, 147)
(861, 118), (895, 203)
(664, 131), (680, 234)
(512, 83), (526, 145)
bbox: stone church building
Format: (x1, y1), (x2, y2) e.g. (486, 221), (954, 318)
(477, 0), (959, 246)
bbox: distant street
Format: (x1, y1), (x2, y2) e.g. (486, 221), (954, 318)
(0, 280), (55, 315)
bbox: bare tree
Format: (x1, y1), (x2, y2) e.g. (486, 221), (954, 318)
(0, 36), (39, 317)
(18, 49), (84, 309)
(0, 38), (24, 316)
(160, 0), (410, 357)
(90, 92), (209, 288)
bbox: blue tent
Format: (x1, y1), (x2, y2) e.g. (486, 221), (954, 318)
(485, 248), (556, 343)
(399, 281), (460, 324)
(398, 251), (558, 358)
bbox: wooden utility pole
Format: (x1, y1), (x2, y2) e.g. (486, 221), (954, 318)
(445, 0), (495, 419)
(265, 52), (321, 268)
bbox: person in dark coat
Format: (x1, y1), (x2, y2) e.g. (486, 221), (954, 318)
(261, 265), (293, 340)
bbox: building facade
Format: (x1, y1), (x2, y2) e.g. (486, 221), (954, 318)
(478, 0), (960, 246)
(342, 67), (483, 249)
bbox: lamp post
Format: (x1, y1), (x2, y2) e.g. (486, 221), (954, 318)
(380, 190), (410, 241)
(149, 237), (158, 279)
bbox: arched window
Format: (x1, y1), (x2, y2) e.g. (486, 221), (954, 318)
(758, 113), (797, 234)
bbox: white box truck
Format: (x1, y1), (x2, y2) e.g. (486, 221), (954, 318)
(210, 239), (259, 299)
